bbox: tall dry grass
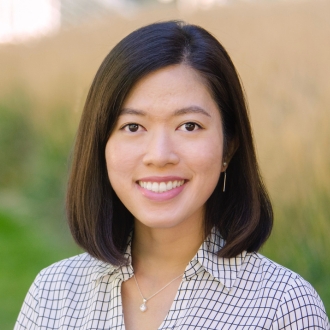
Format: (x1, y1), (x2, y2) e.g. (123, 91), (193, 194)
(1, 0), (329, 318)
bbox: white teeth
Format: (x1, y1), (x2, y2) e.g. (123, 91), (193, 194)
(152, 182), (159, 192)
(159, 182), (166, 193)
(139, 180), (185, 193)
(166, 181), (173, 190)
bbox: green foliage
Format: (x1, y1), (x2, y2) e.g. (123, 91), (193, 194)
(0, 93), (34, 189)
(0, 211), (79, 329)
(0, 93), (80, 329)
(0, 93), (76, 233)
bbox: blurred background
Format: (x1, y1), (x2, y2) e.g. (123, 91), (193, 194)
(0, 0), (329, 328)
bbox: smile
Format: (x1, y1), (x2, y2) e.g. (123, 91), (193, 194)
(138, 180), (185, 193)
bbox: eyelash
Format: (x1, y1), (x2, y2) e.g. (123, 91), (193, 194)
(121, 121), (202, 133)
(121, 123), (144, 133)
(178, 122), (202, 132)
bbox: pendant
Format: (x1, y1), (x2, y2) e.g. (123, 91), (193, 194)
(140, 299), (147, 312)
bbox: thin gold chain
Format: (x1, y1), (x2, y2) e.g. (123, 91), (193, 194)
(133, 273), (183, 302)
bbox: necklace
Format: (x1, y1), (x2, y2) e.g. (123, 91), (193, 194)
(133, 273), (183, 312)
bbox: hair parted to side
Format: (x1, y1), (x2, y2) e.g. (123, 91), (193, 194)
(67, 20), (273, 265)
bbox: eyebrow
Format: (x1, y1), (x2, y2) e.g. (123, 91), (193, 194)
(173, 106), (211, 117)
(120, 108), (147, 116)
(119, 106), (211, 117)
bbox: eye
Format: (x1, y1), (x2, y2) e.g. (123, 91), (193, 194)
(178, 122), (202, 132)
(122, 123), (143, 132)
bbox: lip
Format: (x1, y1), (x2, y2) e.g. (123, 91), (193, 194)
(137, 176), (186, 183)
(136, 176), (188, 202)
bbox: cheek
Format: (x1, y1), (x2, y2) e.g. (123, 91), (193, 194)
(182, 135), (223, 175)
(198, 148), (223, 183)
(105, 140), (137, 182)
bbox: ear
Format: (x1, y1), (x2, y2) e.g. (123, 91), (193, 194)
(222, 136), (239, 172)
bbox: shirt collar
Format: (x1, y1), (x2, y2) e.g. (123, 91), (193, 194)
(92, 228), (246, 291)
(184, 228), (247, 292)
(92, 233), (134, 283)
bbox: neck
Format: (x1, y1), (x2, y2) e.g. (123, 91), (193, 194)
(132, 219), (204, 278)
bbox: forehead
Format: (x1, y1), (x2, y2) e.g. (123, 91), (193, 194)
(120, 64), (218, 118)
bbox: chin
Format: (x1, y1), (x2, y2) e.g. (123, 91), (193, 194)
(136, 217), (183, 230)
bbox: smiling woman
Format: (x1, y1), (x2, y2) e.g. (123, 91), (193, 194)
(15, 21), (330, 329)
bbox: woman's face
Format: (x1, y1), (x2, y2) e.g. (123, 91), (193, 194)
(105, 64), (225, 231)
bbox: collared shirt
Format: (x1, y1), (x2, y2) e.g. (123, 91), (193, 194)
(15, 230), (330, 329)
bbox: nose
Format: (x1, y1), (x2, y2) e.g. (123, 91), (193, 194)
(142, 129), (179, 167)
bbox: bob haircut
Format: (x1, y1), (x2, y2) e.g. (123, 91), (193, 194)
(67, 20), (273, 265)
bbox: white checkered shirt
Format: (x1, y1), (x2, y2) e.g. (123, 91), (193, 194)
(15, 230), (330, 329)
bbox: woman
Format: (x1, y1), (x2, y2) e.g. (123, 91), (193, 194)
(15, 21), (329, 329)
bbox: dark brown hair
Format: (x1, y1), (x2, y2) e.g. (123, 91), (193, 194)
(67, 21), (273, 265)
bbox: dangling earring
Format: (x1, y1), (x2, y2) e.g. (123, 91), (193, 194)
(223, 162), (227, 192)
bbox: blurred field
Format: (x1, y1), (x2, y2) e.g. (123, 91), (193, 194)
(1, 0), (329, 327)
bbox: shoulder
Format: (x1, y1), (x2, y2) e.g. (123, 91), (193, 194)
(242, 252), (319, 298)
(243, 252), (302, 282)
(242, 253), (330, 328)
(244, 252), (314, 290)
(39, 252), (108, 274)
(15, 253), (114, 329)
(35, 252), (114, 290)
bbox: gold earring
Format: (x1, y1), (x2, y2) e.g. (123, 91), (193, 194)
(223, 162), (227, 192)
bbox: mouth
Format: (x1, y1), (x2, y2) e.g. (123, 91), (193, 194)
(137, 180), (185, 193)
